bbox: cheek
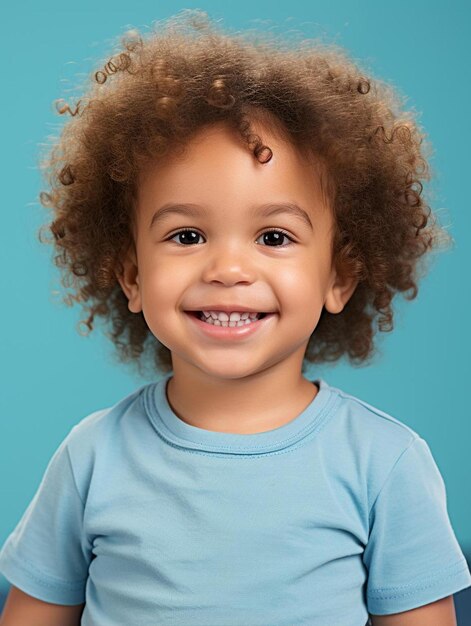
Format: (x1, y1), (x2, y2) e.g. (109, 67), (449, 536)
(138, 272), (180, 348)
(140, 256), (181, 299)
(138, 275), (177, 324)
(274, 265), (323, 306)
(274, 266), (326, 334)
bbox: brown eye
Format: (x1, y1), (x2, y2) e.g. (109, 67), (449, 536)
(256, 229), (294, 247)
(166, 227), (295, 247)
(167, 229), (204, 245)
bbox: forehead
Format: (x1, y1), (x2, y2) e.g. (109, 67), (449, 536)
(136, 117), (331, 223)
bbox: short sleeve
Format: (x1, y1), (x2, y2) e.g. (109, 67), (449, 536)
(0, 434), (91, 605)
(363, 437), (471, 615)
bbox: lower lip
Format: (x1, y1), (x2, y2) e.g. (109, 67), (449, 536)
(184, 312), (277, 340)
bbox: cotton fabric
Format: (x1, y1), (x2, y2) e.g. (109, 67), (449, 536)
(1, 374), (469, 625)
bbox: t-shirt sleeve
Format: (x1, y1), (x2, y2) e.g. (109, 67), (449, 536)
(363, 436), (471, 616)
(0, 432), (91, 605)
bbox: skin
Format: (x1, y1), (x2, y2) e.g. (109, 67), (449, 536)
(0, 586), (84, 625)
(118, 118), (358, 434)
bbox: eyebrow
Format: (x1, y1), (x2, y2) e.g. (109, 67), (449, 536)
(149, 202), (313, 231)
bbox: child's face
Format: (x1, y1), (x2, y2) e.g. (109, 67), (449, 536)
(119, 119), (357, 381)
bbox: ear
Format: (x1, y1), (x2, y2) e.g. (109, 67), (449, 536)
(117, 244), (142, 314)
(324, 266), (359, 315)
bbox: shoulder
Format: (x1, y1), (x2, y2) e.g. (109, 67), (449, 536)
(60, 382), (153, 498)
(323, 379), (421, 447)
(320, 380), (426, 505)
(67, 382), (150, 442)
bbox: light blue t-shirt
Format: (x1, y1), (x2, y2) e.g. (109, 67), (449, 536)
(1, 374), (470, 625)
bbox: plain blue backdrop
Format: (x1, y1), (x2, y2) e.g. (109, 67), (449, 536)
(1, 0), (470, 598)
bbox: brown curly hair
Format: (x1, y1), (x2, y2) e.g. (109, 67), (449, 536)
(37, 9), (452, 379)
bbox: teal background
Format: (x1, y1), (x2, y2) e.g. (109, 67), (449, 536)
(1, 0), (470, 590)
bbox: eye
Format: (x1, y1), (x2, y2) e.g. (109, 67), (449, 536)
(167, 229), (204, 245)
(256, 228), (294, 247)
(165, 228), (295, 247)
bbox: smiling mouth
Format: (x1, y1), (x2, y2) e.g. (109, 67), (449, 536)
(185, 311), (268, 319)
(185, 312), (279, 333)
(186, 311), (268, 318)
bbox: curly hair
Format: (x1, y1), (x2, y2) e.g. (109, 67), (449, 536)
(37, 9), (452, 378)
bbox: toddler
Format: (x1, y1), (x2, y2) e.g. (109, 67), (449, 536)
(1, 9), (470, 626)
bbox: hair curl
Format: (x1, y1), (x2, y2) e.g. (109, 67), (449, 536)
(37, 9), (452, 378)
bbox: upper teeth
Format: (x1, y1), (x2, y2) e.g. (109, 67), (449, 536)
(201, 311), (260, 321)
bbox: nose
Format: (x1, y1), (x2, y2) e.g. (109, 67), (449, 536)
(200, 242), (256, 286)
